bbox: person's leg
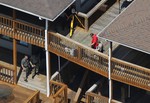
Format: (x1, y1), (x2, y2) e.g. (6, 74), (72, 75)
(32, 67), (36, 79)
(22, 70), (26, 81)
(36, 65), (39, 75)
(24, 68), (28, 82)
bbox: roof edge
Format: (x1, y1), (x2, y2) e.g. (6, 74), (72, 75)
(99, 36), (150, 55)
(0, 0), (76, 21)
(96, 0), (150, 54)
(52, 0), (76, 21)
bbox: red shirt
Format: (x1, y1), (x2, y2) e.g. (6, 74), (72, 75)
(91, 34), (98, 49)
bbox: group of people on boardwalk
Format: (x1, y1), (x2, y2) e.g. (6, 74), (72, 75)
(21, 54), (40, 82)
(90, 33), (103, 52)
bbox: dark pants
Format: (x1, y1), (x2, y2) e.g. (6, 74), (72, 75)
(22, 67), (29, 80)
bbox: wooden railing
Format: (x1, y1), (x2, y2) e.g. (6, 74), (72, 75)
(0, 61), (15, 84)
(111, 57), (150, 91)
(48, 32), (109, 77)
(0, 15), (13, 37)
(50, 80), (68, 103)
(86, 92), (122, 103)
(48, 32), (150, 91)
(77, 0), (108, 31)
(24, 90), (40, 103)
(0, 14), (150, 91)
(0, 15), (45, 47)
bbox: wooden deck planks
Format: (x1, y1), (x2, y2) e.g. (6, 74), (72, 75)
(0, 81), (35, 103)
(67, 1), (125, 56)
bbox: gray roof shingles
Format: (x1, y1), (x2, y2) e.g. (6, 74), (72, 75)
(0, 0), (75, 21)
(99, 0), (150, 54)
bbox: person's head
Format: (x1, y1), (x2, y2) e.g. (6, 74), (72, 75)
(24, 55), (28, 59)
(90, 33), (94, 37)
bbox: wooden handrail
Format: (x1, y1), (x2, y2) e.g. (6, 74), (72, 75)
(112, 57), (150, 72)
(48, 31), (150, 91)
(0, 61), (14, 71)
(49, 32), (109, 77)
(50, 80), (66, 87)
(49, 32), (108, 59)
(111, 57), (150, 91)
(24, 90), (40, 103)
(53, 85), (67, 98)
(86, 92), (122, 103)
(0, 61), (15, 84)
(50, 80), (68, 103)
(77, 0), (108, 30)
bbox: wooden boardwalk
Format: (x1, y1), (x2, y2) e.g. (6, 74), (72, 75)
(67, 0), (125, 54)
(0, 81), (35, 103)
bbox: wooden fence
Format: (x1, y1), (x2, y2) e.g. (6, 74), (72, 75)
(86, 92), (122, 103)
(50, 80), (68, 103)
(0, 61), (15, 84)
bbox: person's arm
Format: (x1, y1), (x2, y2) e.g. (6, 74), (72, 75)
(30, 61), (35, 67)
(21, 61), (26, 71)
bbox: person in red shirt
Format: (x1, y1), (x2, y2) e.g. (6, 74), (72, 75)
(90, 33), (98, 49)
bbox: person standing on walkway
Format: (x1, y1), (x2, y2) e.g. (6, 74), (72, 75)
(30, 55), (40, 79)
(90, 33), (98, 49)
(96, 41), (103, 52)
(21, 55), (30, 82)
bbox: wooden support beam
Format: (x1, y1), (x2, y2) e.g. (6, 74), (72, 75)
(13, 9), (17, 84)
(13, 38), (17, 84)
(64, 86), (68, 103)
(73, 70), (89, 103)
(121, 86), (126, 103)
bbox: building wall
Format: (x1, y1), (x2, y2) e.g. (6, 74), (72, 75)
(75, 0), (100, 13)
(0, 38), (32, 55)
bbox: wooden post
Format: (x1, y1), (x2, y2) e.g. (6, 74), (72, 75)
(13, 39), (17, 84)
(85, 17), (88, 31)
(58, 56), (61, 81)
(64, 86), (68, 103)
(121, 85), (126, 103)
(45, 19), (51, 97)
(13, 9), (17, 84)
(74, 70), (88, 103)
(118, 0), (121, 14)
(108, 42), (112, 103)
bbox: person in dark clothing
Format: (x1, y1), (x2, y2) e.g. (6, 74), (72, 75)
(30, 55), (40, 79)
(21, 55), (30, 82)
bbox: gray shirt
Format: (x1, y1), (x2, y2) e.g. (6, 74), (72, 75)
(21, 57), (29, 68)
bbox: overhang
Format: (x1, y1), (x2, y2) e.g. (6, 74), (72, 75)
(0, 0), (75, 21)
(98, 0), (150, 54)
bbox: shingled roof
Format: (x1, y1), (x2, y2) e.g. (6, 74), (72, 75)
(0, 0), (75, 21)
(99, 0), (150, 54)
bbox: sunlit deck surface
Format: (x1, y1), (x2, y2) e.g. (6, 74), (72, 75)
(66, 0), (123, 54)
(0, 47), (77, 102)
(0, 81), (34, 103)
(64, 0), (150, 68)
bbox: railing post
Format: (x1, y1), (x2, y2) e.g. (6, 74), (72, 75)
(108, 41), (112, 103)
(13, 9), (16, 38)
(128, 85), (130, 98)
(64, 86), (68, 103)
(85, 17), (88, 31)
(78, 46), (81, 60)
(58, 56), (61, 81)
(13, 9), (17, 84)
(45, 19), (50, 97)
